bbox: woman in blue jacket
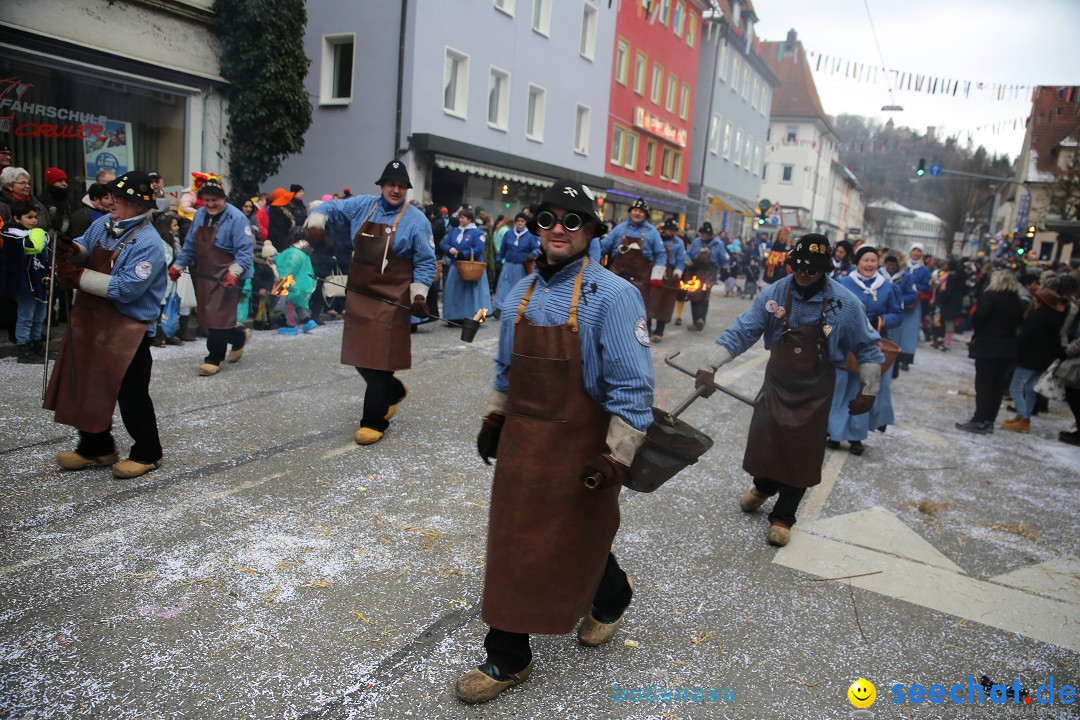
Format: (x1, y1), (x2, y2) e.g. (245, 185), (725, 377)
(441, 208), (491, 323)
(491, 213), (539, 318)
(827, 246), (903, 455)
(879, 252), (917, 380)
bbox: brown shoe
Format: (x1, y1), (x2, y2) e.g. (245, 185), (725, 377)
(198, 362), (221, 376)
(767, 522), (791, 547)
(455, 660), (534, 703)
(354, 427), (385, 445)
(56, 450), (119, 471)
(577, 576), (634, 647)
(650, 334), (663, 344)
(739, 488), (769, 512)
(384, 384), (408, 420)
(227, 328), (251, 363)
(112, 458), (163, 479)
(1000, 416), (1030, 433)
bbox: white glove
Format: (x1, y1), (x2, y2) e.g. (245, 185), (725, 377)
(859, 362), (881, 396)
(700, 345), (734, 374)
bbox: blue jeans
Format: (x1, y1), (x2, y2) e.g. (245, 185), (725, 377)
(15, 291), (47, 345)
(1009, 367), (1040, 419)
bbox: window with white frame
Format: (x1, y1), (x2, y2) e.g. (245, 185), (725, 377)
(651, 63), (663, 104)
(782, 164), (794, 182)
(488, 67), (510, 130)
(729, 55), (739, 90)
(659, 0), (671, 26)
(443, 47), (469, 117)
(644, 139), (656, 175)
(742, 66), (750, 100)
(718, 42), (728, 83)
(722, 121), (732, 159)
(532, 0), (552, 36)
(665, 74), (677, 113)
(672, 151), (682, 183)
(625, 132), (639, 170)
(633, 51), (647, 94)
(660, 146), (674, 180)
(742, 134), (752, 168)
(708, 113), (720, 154)
(527, 84), (546, 141)
(673, 1), (685, 36)
(320, 34), (355, 105)
(761, 86), (770, 115)
(494, 0), (514, 15)
(751, 77), (759, 108)
(615, 38), (629, 85)
(786, 125), (797, 143)
(574, 103), (591, 154)
(679, 83), (690, 120)
(687, 14), (697, 47)
(580, 2), (598, 60)
(753, 141), (762, 177)
(610, 124), (626, 166)
(733, 128), (743, 166)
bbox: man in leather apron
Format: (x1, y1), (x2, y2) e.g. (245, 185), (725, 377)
(45, 171), (168, 479)
(457, 180), (654, 704)
(696, 234), (884, 547)
(685, 222), (728, 331)
(170, 178), (254, 377)
(602, 197), (664, 307)
(646, 218), (687, 343)
(304, 160), (436, 445)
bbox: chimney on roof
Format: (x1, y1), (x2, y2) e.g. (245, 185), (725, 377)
(785, 29), (797, 52)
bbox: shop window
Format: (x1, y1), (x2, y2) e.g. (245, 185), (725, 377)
(320, 34), (354, 105)
(580, 2), (598, 61)
(651, 63), (663, 105)
(615, 38), (630, 85)
(574, 103), (591, 155)
(527, 84), (546, 141)
(488, 67), (510, 130)
(444, 48), (469, 118)
(625, 132), (639, 170)
(644, 139), (657, 175)
(610, 124), (626, 166)
(532, 0), (552, 36)
(494, 0), (514, 15)
(634, 51), (647, 95)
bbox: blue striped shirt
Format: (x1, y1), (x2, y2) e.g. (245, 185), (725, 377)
(688, 236), (730, 267)
(659, 236), (689, 273)
(495, 257), (655, 431)
(602, 220), (664, 263)
(176, 203), (254, 280)
(76, 213), (167, 332)
(716, 275), (885, 367)
(312, 196), (435, 286)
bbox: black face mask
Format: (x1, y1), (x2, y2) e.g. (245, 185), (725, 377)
(537, 248), (588, 281)
(794, 274), (827, 299)
(48, 185), (68, 201)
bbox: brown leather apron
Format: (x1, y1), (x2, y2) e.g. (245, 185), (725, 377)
(482, 259), (618, 635)
(687, 247), (716, 302)
(608, 234), (652, 306)
(341, 202), (411, 371)
(43, 238), (148, 433)
(646, 240), (679, 322)
(742, 287), (835, 489)
(193, 221), (240, 329)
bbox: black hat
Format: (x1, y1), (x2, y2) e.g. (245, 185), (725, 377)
(514, 212), (528, 222)
(197, 177), (227, 198)
(787, 233), (832, 274)
(107, 171), (158, 209)
(375, 160), (412, 188)
(661, 218), (680, 232)
(629, 197), (649, 213)
(289, 184), (304, 193)
(458, 206), (475, 220)
(698, 221), (714, 234)
(148, 171), (162, 181)
(528, 179), (604, 238)
(0, 142), (10, 153)
(853, 245), (879, 265)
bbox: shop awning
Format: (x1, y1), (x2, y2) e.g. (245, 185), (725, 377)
(604, 178), (688, 213)
(709, 191), (757, 216)
(434, 154), (553, 188)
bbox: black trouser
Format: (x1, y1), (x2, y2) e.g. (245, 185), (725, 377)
(690, 298), (709, 325)
(1065, 386), (1080, 427)
(753, 477), (807, 527)
(484, 552), (633, 674)
(356, 367), (406, 432)
(205, 326), (246, 365)
(650, 320), (666, 336)
(973, 357), (1013, 423)
(426, 271), (441, 320)
(77, 334), (162, 464)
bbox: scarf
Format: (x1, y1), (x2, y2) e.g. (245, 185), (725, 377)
(511, 227), (528, 245)
(538, 249), (588, 281)
(881, 267), (904, 283)
(850, 271), (885, 302)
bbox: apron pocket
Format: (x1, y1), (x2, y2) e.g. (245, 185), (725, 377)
(508, 354), (569, 422)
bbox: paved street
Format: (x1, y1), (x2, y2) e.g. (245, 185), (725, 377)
(1, 291), (1077, 720)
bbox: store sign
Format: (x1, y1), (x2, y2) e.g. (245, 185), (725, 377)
(633, 107), (687, 148)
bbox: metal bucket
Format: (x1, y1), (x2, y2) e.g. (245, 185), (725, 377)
(459, 318), (481, 343)
(626, 407), (714, 493)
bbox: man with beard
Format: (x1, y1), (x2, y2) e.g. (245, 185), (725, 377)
(601, 197), (664, 305)
(696, 234), (883, 547)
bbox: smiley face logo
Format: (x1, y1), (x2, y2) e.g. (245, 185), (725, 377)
(848, 678), (876, 708)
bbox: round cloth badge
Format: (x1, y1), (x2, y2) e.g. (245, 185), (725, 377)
(634, 317), (651, 347)
(765, 299), (779, 314)
(244, 225), (252, 236)
(135, 261), (153, 280)
(775, 306), (786, 318)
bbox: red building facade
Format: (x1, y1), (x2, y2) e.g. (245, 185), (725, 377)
(605, 0), (706, 223)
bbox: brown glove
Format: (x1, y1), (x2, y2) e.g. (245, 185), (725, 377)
(582, 452), (630, 490)
(848, 392), (875, 415)
(477, 413), (506, 465)
(55, 262), (84, 290)
(305, 226), (326, 248)
(695, 368), (717, 398)
(409, 295), (431, 319)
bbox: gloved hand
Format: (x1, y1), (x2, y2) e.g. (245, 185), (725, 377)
(55, 262), (84, 290)
(848, 362), (881, 415)
(477, 413), (506, 465)
(168, 265), (183, 282)
(409, 294), (430, 319)
(222, 272), (239, 289)
(582, 453), (631, 490)
(56, 236), (78, 261)
(696, 346), (734, 398)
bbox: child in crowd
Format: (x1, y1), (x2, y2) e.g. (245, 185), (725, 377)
(273, 239), (317, 335)
(1, 203), (51, 363)
(251, 241), (280, 330)
(743, 256), (760, 299)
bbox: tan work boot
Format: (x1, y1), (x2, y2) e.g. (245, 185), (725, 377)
(56, 450), (119, 471)
(577, 576), (634, 647)
(227, 328), (251, 363)
(767, 522), (791, 547)
(112, 458), (163, 479)
(354, 427), (385, 445)
(455, 660), (534, 703)
(198, 362), (221, 376)
(1000, 416), (1030, 433)
(739, 488), (769, 513)
(384, 384), (409, 420)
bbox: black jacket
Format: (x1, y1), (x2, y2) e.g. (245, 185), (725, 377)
(969, 291), (1024, 360)
(1016, 304), (1066, 372)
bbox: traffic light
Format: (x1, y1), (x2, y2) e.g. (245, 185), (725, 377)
(915, 159), (926, 177)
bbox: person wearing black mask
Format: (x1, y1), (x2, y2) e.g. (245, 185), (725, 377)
(695, 234), (884, 546)
(40, 167), (73, 234)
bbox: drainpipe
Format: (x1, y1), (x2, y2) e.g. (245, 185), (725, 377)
(697, 19), (721, 230)
(394, 0), (408, 159)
